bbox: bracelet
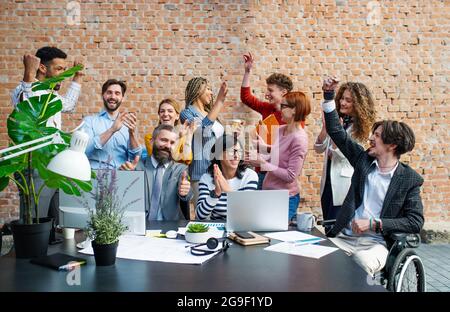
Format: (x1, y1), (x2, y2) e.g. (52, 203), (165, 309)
(369, 218), (372, 231)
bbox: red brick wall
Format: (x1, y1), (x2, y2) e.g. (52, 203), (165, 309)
(0, 0), (448, 226)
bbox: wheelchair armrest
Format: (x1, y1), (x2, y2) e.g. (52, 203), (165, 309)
(390, 232), (421, 248)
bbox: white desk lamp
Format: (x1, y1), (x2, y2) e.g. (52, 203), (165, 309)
(0, 128), (91, 181)
(0, 127), (92, 244)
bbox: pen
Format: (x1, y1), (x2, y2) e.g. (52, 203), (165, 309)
(290, 238), (322, 246)
(59, 261), (85, 271)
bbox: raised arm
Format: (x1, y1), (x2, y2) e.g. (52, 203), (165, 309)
(321, 77), (365, 167)
(206, 81), (227, 122)
(241, 52), (253, 88)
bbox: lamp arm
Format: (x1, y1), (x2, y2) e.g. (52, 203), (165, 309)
(0, 132), (66, 162)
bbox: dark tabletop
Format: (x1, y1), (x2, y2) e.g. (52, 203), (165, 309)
(0, 221), (385, 292)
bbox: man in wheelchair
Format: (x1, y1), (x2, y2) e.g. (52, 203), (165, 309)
(320, 78), (424, 289)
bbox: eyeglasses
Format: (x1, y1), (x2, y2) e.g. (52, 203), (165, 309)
(280, 103), (294, 110)
(189, 237), (230, 256)
(225, 148), (243, 158)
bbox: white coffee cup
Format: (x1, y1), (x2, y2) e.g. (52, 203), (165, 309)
(63, 228), (75, 239)
(297, 212), (316, 232)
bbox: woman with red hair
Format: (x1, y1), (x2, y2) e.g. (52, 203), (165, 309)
(248, 91), (311, 221)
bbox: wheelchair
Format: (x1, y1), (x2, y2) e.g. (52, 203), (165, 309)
(318, 220), (426, 292)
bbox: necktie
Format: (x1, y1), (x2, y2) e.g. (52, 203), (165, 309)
(149, 163), (164, 220)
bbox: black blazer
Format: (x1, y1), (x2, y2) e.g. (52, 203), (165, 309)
(324, 108), (424, 244)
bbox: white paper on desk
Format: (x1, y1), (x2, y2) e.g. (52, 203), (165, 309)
(264, 242), (338, 259)
(78, 235), (221, 265)
(264, 231), (323, 243)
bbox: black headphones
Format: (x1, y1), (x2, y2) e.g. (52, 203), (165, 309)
(189, 237), (230, 256)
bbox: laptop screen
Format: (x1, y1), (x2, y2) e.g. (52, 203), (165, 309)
(59, 170), (146, 235)
(226, 190), (289, 232)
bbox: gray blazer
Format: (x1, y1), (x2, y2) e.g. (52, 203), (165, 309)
(137, 158), (193, 221)
(324, 109), (424, 244)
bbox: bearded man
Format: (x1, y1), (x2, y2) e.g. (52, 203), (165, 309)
(83, 79), (142, 169)
(121, 124), (192, 221)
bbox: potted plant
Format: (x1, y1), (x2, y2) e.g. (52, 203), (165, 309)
(185, 223), (210, 244)
(82, 167), (139, 266)
(0, 65), (93, 258)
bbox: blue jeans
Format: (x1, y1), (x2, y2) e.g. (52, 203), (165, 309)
(289, 194), (300, 221)
(257, 172), (266, 190)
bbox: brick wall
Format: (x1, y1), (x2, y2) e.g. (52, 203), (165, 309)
(0, 0), (448, 226)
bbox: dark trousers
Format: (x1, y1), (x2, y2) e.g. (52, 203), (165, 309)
(257, 171), (266, 190)
(321, 159), (341, 222)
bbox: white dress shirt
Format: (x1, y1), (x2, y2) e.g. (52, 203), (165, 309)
(11, 80), (81, 129)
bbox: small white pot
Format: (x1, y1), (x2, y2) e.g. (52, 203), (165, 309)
(185, 231), (211, 244)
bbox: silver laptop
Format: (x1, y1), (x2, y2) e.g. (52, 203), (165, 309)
(59, 170), (146, 235)
(226, 190), (289, 232)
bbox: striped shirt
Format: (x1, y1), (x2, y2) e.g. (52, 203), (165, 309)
(11, 80), (81, 130)
(180, 105), (224, 181)
(196, 168), (258, 220)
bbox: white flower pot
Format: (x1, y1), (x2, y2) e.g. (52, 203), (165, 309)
(185, 231), (211, 244)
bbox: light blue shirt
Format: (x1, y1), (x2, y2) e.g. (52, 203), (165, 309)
(83, 110), (142, 169)
(179, 105), (224, 181)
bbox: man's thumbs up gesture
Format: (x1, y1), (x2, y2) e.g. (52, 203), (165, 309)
(178, 171), (190, 197)
(119, 155), (140, 171)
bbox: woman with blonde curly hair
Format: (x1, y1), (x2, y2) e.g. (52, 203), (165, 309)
(315, 78), (376, 226)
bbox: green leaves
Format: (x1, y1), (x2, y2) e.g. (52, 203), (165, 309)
(0, 64), (92, 224)
(0, 153), (27, 178)
(0, 176), (9, 192)
(31, 64), (83, 92)
(86, 209), (127, 245)
(186, 223), (209, 233)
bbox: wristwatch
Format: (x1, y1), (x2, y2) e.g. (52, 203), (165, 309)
(209, 189), (220, 199)
(374, 219), (382, 234)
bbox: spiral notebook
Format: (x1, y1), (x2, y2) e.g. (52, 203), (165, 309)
(30, 253), (87, 271)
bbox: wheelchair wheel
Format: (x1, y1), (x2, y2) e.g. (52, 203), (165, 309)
(387, 248), (426, 292)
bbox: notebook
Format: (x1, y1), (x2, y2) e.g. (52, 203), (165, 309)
(228, 232), (270, 246)
(30, 253), (87, 271)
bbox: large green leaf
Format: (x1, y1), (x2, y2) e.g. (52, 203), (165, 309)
(0, 176), (9, 192)
(32, 65), (83, 92)
(8, 94), (62, 145)
(1, 63), (92, 225)
(0, 161), (27, 178)
(42, 170), (92, 196)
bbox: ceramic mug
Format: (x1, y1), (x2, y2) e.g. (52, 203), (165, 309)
(63, 228), (75, 239)
(297, 212), (316, 232)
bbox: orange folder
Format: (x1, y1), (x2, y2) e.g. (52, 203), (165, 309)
(256, 114), (279, 145)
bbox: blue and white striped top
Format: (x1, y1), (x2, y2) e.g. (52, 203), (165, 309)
(180, 105), (224, 181)
(196, 168), (259, 220)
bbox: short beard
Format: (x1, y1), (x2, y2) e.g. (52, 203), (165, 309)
(103, 98), (122, 113)
(153, 144), (172, 164)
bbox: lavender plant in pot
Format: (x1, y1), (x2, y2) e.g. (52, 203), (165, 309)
(82, 167), (140, 266)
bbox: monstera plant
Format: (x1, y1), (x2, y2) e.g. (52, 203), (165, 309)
(0, 65), (93, 227)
